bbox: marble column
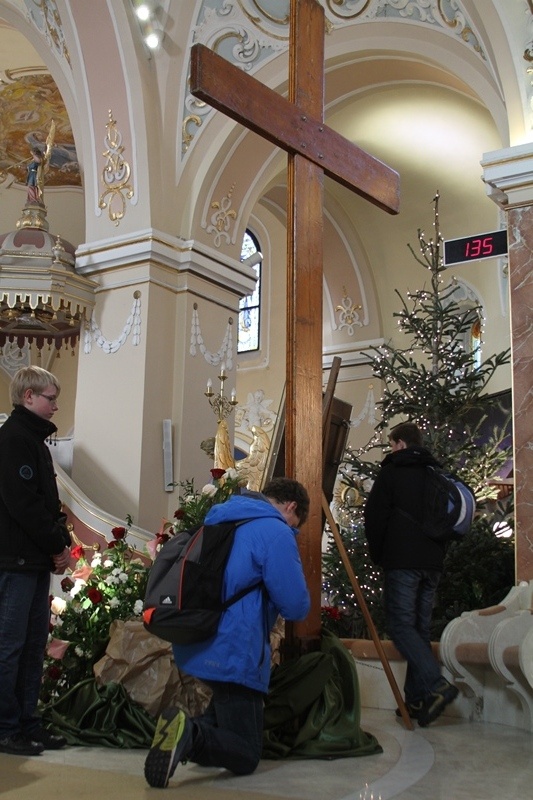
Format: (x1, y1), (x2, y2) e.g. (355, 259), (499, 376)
(482, 143), (533, 582)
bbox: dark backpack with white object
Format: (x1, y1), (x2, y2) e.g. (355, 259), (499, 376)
(399, 465), (476, 543)
(142, 521), (262, 645)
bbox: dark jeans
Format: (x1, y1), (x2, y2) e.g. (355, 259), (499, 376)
(384, 568), (443, 704)
(190, 680), (264, 774)
(0, 570), (51, 738)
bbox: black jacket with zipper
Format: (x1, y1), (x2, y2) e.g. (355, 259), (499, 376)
(0, 404), (71, 572)
(363, 445), (446, 571)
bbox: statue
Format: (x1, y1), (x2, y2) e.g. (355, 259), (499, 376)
(235, 426), (271, 491)
(25, 120), (55, 205)
(213, 419), (235, 472)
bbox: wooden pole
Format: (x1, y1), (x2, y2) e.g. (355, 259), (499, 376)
(321, 494), (414, 731)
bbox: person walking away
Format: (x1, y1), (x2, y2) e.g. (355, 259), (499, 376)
(363, 422), (458, 727)
(144, 477), (311, 788)
(0, 366), (71, 755)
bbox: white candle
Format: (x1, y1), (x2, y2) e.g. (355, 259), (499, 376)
(231, 388), (236, 402)
(206, 378), (212, 390)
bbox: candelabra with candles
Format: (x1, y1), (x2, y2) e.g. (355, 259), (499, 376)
(205, 363), (238, 469)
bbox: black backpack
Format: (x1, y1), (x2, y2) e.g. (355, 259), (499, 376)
(142, 520), (262, 645)
(398, 465), (476, 543)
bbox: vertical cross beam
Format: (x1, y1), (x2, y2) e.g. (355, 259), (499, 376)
(285, 0), (325, 643)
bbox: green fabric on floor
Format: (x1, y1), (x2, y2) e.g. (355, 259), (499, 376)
(40, 678), (156, 748)
(262, 630), (382, 759)
(40, 631), (380, 758)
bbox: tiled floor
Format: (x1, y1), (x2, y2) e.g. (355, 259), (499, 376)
(34, 707), (533, 799)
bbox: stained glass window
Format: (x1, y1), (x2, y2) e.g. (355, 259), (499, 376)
(238, 230), (262, 353)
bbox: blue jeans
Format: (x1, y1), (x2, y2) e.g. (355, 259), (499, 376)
(0, 570), (51, 738)
(190, 680), (264, 774)
(384, 569), (443, 704)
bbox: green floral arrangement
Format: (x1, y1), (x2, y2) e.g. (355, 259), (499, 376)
(41, 468), (243, 703)
(148, 467), (243, 558)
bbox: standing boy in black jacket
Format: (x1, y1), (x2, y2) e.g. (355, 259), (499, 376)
(0, 366), (71, 755)
(364, 422), (458, 726)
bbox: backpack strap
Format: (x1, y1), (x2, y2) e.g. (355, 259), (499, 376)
(221, 580), (264, 610)
(396, 506), (419, 527)
(219, 517), (265, 610)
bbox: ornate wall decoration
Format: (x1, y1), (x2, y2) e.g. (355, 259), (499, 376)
(184, 1), (290, 155)
(0, 340), (30, 379)
(235, 388), (275, 434)
(189, 303), (234, 369)
(335, 286), (363, 335)
(349, 384), (377, 428)
(83, 291), (141, 355)
(206, 184), (237, 246)
(325, 0), (483, 56)
(98, 110), (134, 227)
(25, 0), (71, 67)
(445, 277), (482, 308)
(182, 0), (486, 155)
(182, 97), (207, 154)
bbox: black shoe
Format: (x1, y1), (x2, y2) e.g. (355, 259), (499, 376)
(395, 700), (423, 720)
(0, 733), (44, 756)
(144, 708), (193, 788)
(26, 727), (67, 750)
(418, 681), (459, 727)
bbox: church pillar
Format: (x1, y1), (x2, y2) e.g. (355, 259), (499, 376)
(72, 231), (255, 530)
(482, 143), (533, 582)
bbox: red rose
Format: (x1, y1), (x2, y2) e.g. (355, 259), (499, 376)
(106, 540), (118, 549)
(47, 665), (62, 680)
(71, 544), (85, 561)
(210, 468), (225, 480)
(174, 509), (185, 520)
(111, 526), (127, 540)
(61, 577), (74, 592)
(87, 587), (103, 604)
(322, 605), (341, 621)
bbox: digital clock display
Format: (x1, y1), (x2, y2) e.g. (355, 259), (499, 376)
(443, 229), (507, 267)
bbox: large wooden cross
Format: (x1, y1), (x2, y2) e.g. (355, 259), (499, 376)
(191, 0), (400, 645)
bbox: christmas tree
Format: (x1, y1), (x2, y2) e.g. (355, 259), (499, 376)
(322, 192), (514, 640)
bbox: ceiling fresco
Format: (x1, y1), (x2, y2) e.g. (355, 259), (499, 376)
(0, 72), (80, 189)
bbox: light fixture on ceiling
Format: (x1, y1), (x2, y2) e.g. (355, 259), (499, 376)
(134, 2), (151, 22)
(143, 21), (162, 50)
(131, 1), (163, 52)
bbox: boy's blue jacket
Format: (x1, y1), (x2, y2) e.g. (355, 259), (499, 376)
(172, 493), (310, 693)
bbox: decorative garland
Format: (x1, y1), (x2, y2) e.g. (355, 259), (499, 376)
(189, 303), (233, 369)
(84, 291), (141, 354)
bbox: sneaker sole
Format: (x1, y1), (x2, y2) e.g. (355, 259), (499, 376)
(144, 709), (186, 788)
(418, 685), (459, 727)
